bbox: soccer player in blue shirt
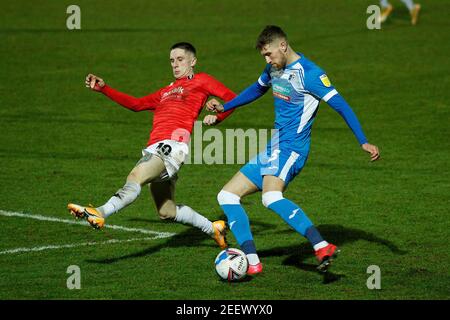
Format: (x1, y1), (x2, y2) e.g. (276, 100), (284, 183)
(205, 25), (380, 274)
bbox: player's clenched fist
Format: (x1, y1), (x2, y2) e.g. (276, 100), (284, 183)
(205, 98), (224, 112)
(203, 115), (219, 126)
(85, 74), (105, 91)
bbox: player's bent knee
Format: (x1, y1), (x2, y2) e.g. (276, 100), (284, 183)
(262, 191), (284, 208)
(217, 190), (241, 206)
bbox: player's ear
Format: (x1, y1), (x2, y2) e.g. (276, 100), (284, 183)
(191, 56), (197, 67)
(280, 40), (288, 53)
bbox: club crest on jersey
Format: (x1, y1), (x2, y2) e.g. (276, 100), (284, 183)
(320, 74), (331, 87)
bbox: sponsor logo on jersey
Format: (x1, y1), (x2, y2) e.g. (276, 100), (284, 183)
(273, 84), (291, 101)
(161, 86), (184, 100)
(320, 74), (331, 87)
(273, 91), (290, 101)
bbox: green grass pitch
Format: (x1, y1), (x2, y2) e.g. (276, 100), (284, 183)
(0, 0), (449, 299)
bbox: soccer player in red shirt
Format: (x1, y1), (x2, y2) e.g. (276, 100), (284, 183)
(68, 42), (235, 249)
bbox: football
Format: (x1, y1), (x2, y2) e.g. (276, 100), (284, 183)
(214, 248), (248, 281)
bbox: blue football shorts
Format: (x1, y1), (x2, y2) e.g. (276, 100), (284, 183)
(240, 147), (308, 190)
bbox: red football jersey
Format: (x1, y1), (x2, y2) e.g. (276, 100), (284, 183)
(101, 72), (236, 146)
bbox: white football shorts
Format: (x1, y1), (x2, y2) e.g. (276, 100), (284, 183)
(141, 139), (189, 181)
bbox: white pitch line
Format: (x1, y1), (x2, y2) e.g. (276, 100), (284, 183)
(0, 236), (160, 255)
(0, 210), (175, 237)
(0, 209), (177, 256)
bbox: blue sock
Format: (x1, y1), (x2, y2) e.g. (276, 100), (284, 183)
(220, 204), (257, 255)
(304, 226), (325, 247)
(267, 197), (324, 247)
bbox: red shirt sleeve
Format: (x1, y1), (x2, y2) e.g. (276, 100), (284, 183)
(216, 107), (234, 122)
(202, 74), (236, 122)
(100, 85), (160, 112)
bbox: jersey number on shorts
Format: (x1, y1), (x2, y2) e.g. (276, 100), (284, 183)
(156, 143), (172, 156)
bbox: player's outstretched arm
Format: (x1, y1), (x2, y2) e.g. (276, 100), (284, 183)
(304, 69), (380, 162)
(85, 73), (160, 112)
(207, 81), (269, 113)
(327, 94), (380, 162)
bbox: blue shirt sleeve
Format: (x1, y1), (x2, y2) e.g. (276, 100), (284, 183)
(327, 94), (368, 145)
(305, 67), (367, 145)
(223, 82), (269, 111)
(304, 67), (337, 101)
(223, 65), (271, 112)
(257, 64), (272, 87)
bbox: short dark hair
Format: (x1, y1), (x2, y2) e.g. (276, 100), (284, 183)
(170, 42), (196, 56)
(255, 25), (288, 50)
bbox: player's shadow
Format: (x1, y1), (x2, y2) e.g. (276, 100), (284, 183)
(85, 227), (214, 265)
(258, 224), (407, 284)
(85, 219), (277, 265)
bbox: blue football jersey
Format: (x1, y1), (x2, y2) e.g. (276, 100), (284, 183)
(258, 53), (338, 154)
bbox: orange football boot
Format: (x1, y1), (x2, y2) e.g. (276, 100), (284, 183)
(212, 220), (228, 249)
(68, 203), (105, 229)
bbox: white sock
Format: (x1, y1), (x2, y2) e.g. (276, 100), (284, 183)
(380, 0), (390, 8)
(401, 0), (415, 11)
(174, 205), (213, 235)
(97, 182), (141, 218)
(246, 253), (260, 265)
(313, 241), (329, 251)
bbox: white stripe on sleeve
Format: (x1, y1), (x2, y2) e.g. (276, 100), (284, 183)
(322, 89), (338, 102)
(258, 77), (269, 87)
